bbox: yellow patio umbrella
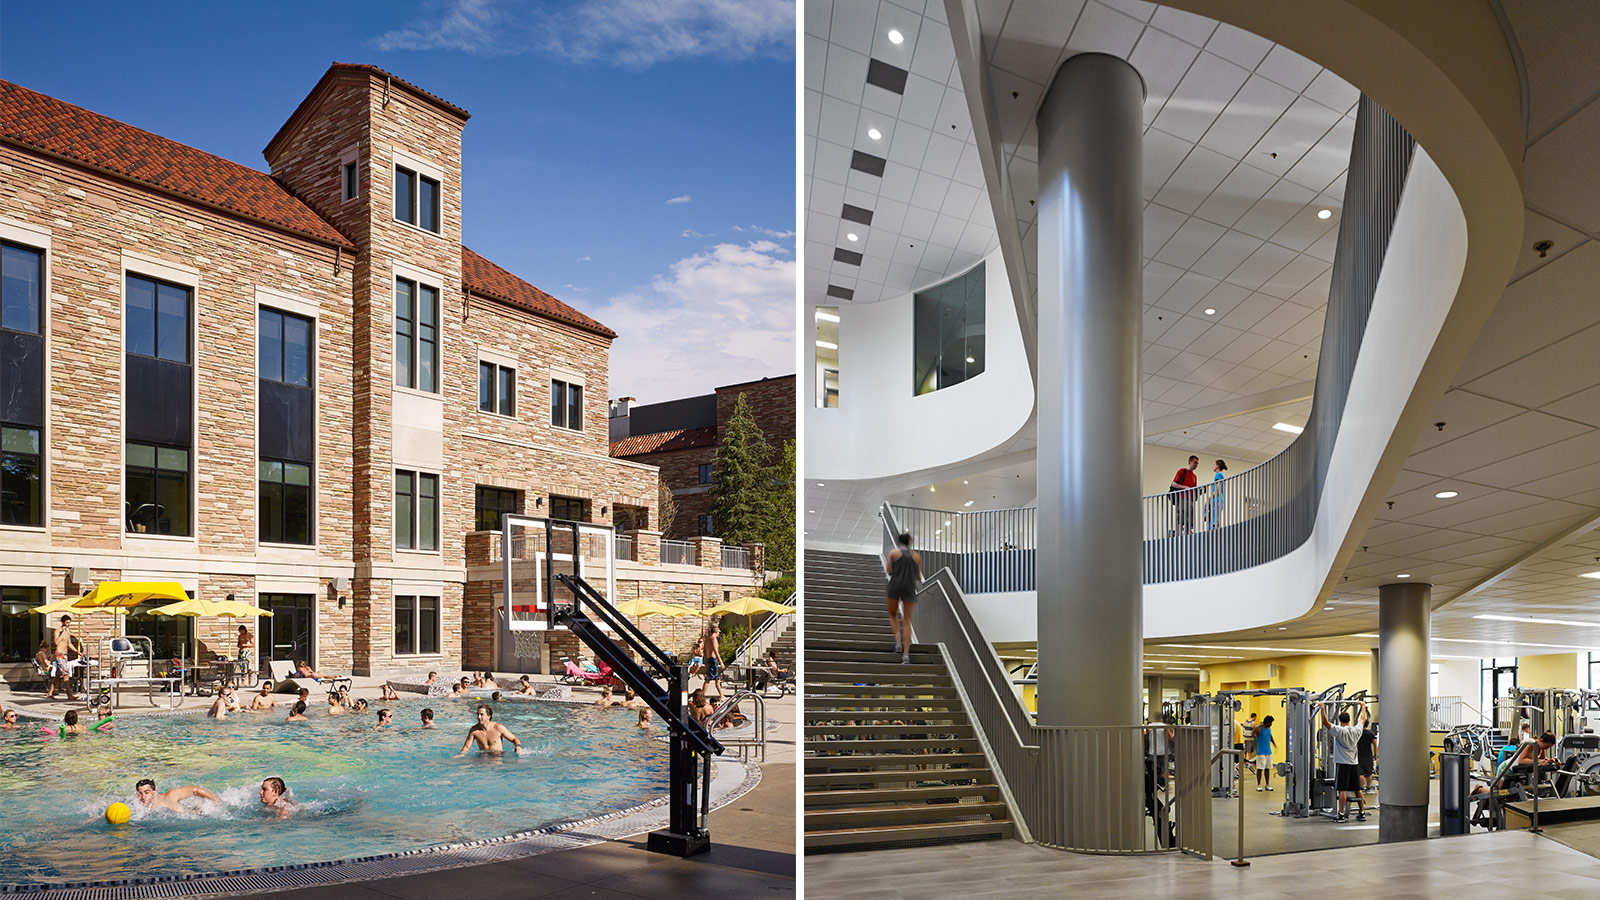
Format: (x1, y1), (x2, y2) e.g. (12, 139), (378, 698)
(148, 595), (241, 691)
(214, 600), (273, 661)
(613, 597), (694, 645)
(702, 595), (793, 617)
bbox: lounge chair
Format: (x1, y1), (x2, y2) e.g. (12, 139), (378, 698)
(268, 659), (351, 695)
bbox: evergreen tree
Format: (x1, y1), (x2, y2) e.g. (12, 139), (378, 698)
(765, 439), (796, 572)
(708, 393), (777, 547)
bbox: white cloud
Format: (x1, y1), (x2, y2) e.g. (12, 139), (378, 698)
(666, 194), (692, 205)
(370, 0), (794, 67)
(577, 255), (592, 262)
(730, 224), (795, 239)
(599, 240), (795, 400)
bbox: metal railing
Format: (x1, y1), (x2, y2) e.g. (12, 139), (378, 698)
(661, 539), (697, 566)
(729, 591), (794, 673)
(1430, 695), (1466, 730)
(721, 545), (751, 569)
(614, 534), (635, 562)
(706, 689), (768, 761)
(888, 503), (1212, 855)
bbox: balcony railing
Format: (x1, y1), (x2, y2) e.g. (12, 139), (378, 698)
(661, 539), (697, 566)
(613, 534), (635, 562)
(721, 545), (751, 569)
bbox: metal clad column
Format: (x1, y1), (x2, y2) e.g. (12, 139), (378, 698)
(1379, 581), (1430, 842)
(1036, 53), (1144, 846)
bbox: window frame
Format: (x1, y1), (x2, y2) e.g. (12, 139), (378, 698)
(394, 276), (440, 394)
(393, 164), (442, 234)
(258, 458), (314, 546)
(549, 495), (587, 523)
(395, 468), (441, 552)
(474, 485), (520, 532)
(478, 361), (517, 417)
(125, 441), (193, 536)
(0, 425), (42, 527)
(393, 594), (442, 657)
(125, 271), (193, 364)
(343, 162), (359, 202)
(1, 239), (44, 335)
(697, 463), (712, 485)
(550, 378), (584, 431)
(259, 307), (315, 389)
(698, 514), (714, 536)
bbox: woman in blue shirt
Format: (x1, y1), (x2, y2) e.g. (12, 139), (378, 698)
(1254, 714), (1276, 791)
(1206, 459), (1227, 529)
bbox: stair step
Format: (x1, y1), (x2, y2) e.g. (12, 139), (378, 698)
(808, 673), (951, 688)
(807, 800), (1010, 830)
(810, 664), (947, 679)
(805, 697), (964, 711)
(807, 738), (980, 755)
(808, 649), (942, 664)
(804, 783), (1001, 807)
(804, 767), (998, 789)
(806, 752), (989, 771)
(804, 819), (1015, 851)
(806, 709), (969, 724)
(805, 724), (974, 739)
(804, 685), (958, 699)
(810, 639), (937, 653)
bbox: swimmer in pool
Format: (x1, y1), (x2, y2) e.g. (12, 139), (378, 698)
(208, 685), (236, 720)
(1, 709), (18, 729)
(374, 708), (393, 730)
(516, 675), (536, 695)
(325, 693), (344, 716)
(285, 700), (309, 722)
(135, 778), (219, 813)
(457, 704), (523, 755)
(621, 688), (647, 710)
(251, 683), (278, 710)
(60, 710), (86, 735)
(451, 677), (472, 696)
(259, 776), (295, 819)
(381, 683), (400, 701)
(420, 708), (435, 729)
(637, 708), (653, 729)
(593, 685), (618, 709)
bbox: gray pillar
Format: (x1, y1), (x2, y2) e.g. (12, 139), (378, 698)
(1036, 52), (1145, 729)
(1379, 581), (1430, 842)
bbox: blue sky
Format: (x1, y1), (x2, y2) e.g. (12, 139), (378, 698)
(0, 0), (796, 402)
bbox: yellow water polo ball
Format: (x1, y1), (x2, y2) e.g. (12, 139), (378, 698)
(105, 802), (131, 824)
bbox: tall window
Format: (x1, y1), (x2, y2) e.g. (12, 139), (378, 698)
(551, 379), (583, 430)
(475, 486), (519, 531)
(126, 273), (193, 536)
(697, 463), (712, 485)
(479, 362), (516, 416)
(126, 273), (190, 363)
(259, 309), (312, 387)
(550, 495), (586, 522)
(126, 443), (190, 535)
(1, 244), (44, 527)
(395, 277), (439, 393)
(0, 586), (42, 661)
(259, 308), (315, 545)
(343, 162), (359, 201)
(394, 595), (441, 655)
(396, 469), (439, 551)
(698, 514), (713, 536)
(913, 262), (985, 395)
(259, 461), (311, 544)
(394, 166), (441, 233)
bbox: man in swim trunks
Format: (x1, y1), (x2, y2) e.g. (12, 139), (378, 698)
(326, 692), (344, 716)
(135, 778), (219, 812)
(457, 704), (523, 755)
(49, 614), (81, 700)
(517, 675), (536, 695)
(251, 683), (278, 710)
(259, 777), (295, 819)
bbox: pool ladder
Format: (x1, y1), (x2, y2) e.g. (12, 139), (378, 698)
(708, 689), (768, 762)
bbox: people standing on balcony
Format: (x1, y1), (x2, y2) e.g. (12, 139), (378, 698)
(1204, 459), (1228, 530)
(885, 533), (923, 664)
(1169, 456), (1200, 535)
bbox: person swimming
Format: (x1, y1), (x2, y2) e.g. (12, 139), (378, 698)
(517, 675), (535, 695)
(380, 683), (400, 701)
(208, 685), (237, 720)
(593, 685), (618, 709)
(374, 708), (393, 730)
(637, 708), (653, 729)
(285, 701), (309, 722)
(251, 683), (278, 710)
(420, 708), (435, 729)
(259, 776), (295, 819)
(457, 704), (523, 755)
(0, 709), (18, 729)
(326, 693), (344, 716)
(135, 778), (219, 813)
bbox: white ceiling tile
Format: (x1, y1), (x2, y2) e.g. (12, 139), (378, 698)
(1542, 383), (1600, 429)
(909, 14), (959, 82)
(827, 0), (878, 55)
(1149, 5), (1217, 46)
(1411, 389), (1527, 456)
(1504, 0), (1600, 139)
(1155, 350), (1211, 381)
(1067, 1), (1145, 57)
(928, 214), (967, 248)
(1259, 253), (1329, 300)
(1191, 230), (1264, 280)
(1255, 44), (1322, 93)
(1154, 217), (1228, 268)
(1512, 210), (1587, 282)
(1270, 203), (1339, 253)
(1152, 51), (1251, 142)
(898, 73), (945, 128)
(1153, 271), (1221, 312)
(1143, 203), (1189, 259)
(878, 161), (919, 203)
(1248, 301), (1311, 339)
(953, 142), (986, 188)
(1217, 292), (1279, 333)
(993, 0), (1083, 83)
(944, 181), (982, 220)
(1131, 26), (1201, 124)
(901, 204), (937, 240)
(872, 4), (924, 63)
(809, 177), (846, 216)
(805, 0), (833, 38)
(1154, 145), (1237, 214)
(1143, 127), (1196, 199)
(872, 197), (909, 233)
(811, 139), (854, 184)
(1142, 259), (1185, 305)
(1214, 332), (1271, 364)
(806, 35), (829, 92)
(888, 122), (932, 168)
(1246, 96), (1343, 177)
(817, 93), (863, 147)
(1406, 412), (1594, 478)
(1185, 321), (1243, 358)
(1456, 242), (1600, 381)
(1197, 280), (1251, 317)
(1198, 75), (1297, 160)
(1226, 242), (1298, 292)
(1305, 227), (1340, 263)
(823, 44), (871, 105)
(1094, 0), (1154, 21)
(1144, 308), (1174, 344)
(1205, 22), (1273, 69)
(1303, 67), (1360, 115)
(1464, 324), (1600, 410)
(1143, 343), (1180, 373)
(1153, 314), (1211, 351)
(1193, 162), (1278, 228)
(1235, 178), (1317, 241)
(938, 86), (974, 139)
(1284, 115), (1356, 192)
(922, 132), (965, 178)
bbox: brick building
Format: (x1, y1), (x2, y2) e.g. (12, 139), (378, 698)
(0, 65), (762, 681)
(610, 375), (795, 541)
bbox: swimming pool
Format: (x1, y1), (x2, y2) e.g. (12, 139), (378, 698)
(0, 698), (669, 885)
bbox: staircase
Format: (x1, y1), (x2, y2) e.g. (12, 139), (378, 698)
(804, 549), (1015, 851)
(769, 619), (795, 669)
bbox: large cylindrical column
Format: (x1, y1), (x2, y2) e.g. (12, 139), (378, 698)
(1378, 581), (1431, 842)
(1036, 52), (1145, 729)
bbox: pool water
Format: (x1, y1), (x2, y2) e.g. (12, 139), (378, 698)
(0, 698), (667, 884)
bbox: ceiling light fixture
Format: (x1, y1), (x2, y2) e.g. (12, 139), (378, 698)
(1318, 209), (1332, 219)
(1163, 644), (1371, 657)
(1581, 572), (1600, 580)
(1397, 574), (1410, 578)
(928, 486), (934, 493)
(963, 500), (974, 507)
(962, 480), (968, 485)
(808, 509), (816, 514)
(816, 483), (825, 487)
(1474, 614), (1600, 628)
(815, 310), (840, 322)
(867, 127), (882, 140)
(815, 340), (838, 350)
(965, 356), (975, 363)
(1434, 491), (1458, 499)
(1204, 308), (1216, 315)
(944, 520), (952, 526)
(846, 233), (859, 242)
(887, 28), (904, 44)
(1272, 423), (1305, 434)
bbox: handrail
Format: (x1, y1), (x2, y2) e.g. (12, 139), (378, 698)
(705, 689), (767, 761)
(729, 592), (794, 675)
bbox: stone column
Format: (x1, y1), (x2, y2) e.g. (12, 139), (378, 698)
(690, 536), (722, 569)
(1035, 52), (1145, 729)
(1379, 581), (1430, 842)
(632, 529), (661, 566)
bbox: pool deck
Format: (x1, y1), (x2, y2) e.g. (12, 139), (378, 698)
(0, 673), (798, 900)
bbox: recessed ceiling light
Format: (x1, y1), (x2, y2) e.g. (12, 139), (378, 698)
(815, 340), (837, 349)
(816, 482), (825, 487)
(1475, 614), (1600, 628)
(962, 480), (968, 485)
(965, 356), (975, 363)
(1273, 423), (1305, 434)
(1278, 627), (1288, 630)
(963, 500), (974, 507)
(1317, 209), (1332, 219)
(1581, 572), (1600, 580)
(1397, 573), (1410, 578)
(1434, 491), (1458, 499)
(1204, 308), (1216, 315)
(815, 310), (840, 322)
(807, 509), (816, 514)
(887, 28), (904, 44)
(928, 486), (935, 492)
(867, 127), (882, 140)
(846, 232), (859, 242)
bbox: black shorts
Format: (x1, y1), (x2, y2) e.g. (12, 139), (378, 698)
(1336, 763), (1362, 792)
(887, 586), (917, 604)
(1359, 760), (1374, 777)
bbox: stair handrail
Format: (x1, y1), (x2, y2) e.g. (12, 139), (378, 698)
(730, 591), (795, 673)
(705, 688), (767, 760)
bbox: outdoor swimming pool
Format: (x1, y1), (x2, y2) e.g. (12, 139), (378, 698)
(0, 698), (668, 884)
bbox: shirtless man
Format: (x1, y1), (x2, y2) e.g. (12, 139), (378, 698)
(516, 675), (536, 695)
(251, 683), (278, 710)
(208, 686), (237, 720)
(620, 688), (647, 710)
(1, 709), (18, 729)
(424, 671), (438, 688)
(325, 693), (344, 716)
(295, 661), (330, 680)
(451, 677), (472, 697)
(420, 707), (435, 728)
(49, 615), (81, 700)
(373, 708), (393, 730)
(259, 776), (295, 819)
(285, 700), (309, 722)
(457, 704), (523, 755)
(135, 778), (219, 813)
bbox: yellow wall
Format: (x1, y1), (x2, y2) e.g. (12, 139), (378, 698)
(1200, 653), (1375, 722)
(1517, 652), (1579, 689)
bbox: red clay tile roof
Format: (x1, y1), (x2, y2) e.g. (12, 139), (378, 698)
(611, 426), (718, 457)
(265, 63), (469, 160)
(462, 247), (616, 339)
(0, 79), (353, 249)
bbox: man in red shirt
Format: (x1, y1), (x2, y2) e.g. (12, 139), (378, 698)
(1170, 456), (1199, 535)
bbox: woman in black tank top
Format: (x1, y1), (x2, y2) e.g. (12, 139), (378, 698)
(885, 533), (922, 664)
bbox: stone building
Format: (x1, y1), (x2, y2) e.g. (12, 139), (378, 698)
(0, 64), (761, 681)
